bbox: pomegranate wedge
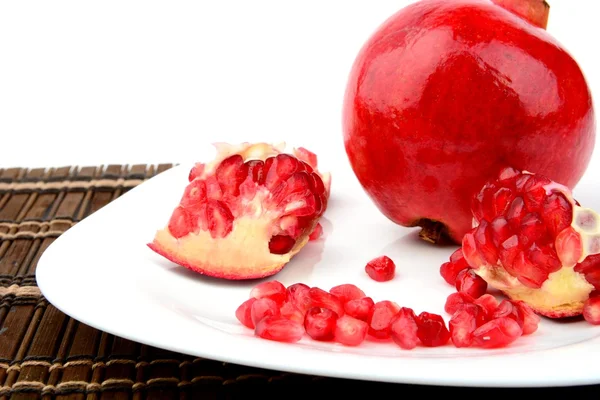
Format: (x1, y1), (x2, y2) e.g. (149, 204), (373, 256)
(148, 142), (331, 280)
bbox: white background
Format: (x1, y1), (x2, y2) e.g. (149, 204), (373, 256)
(0, 0), (598, 171)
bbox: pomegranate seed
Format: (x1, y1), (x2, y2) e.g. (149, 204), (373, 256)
(507, 197), (525, 228)
(255, 317), (304, 343)
(444, 292), (474, 315)
(251, 298), (280, 326)
(365, 255), (396, 282)
(575, 254), (600, 290)
(583, 296), (600, 325)
(167, 206), (194, 239)
(542, 192), (572, 236)
(390, 308), (420, 350)
(492, 300), (524, 329)
(295, 147), (318, 168)
(287, 283), (312, 314)
(181, 179), (207, 208)
(269, 235), (296, 255)
(308, 223), (323, 241)
(555, 227), (583, 267)
(493, 188), (512, 216)
(280, 302), (305, 324)
(528, 245), (562, 274)
(512, 251), (548, 288)
(329, 284), (366, 304)
(235, 298), (257, 329)
(473, 220), (499, 265)
(472, 317), (523, 348)
(367, 301), (401, 339)
(518, 213), (547, 248)
(308, 287), (345, 317)
(473, 294), (499, 316)
(455, 269), (487, 299)
(440, 248), (469, 285)
(334, 315), (368, 346)
(205, 200), (234, 238)
(188, 162), (205, 181)
(344, 297), (375, 321)
(250, 280), (287, 306)
(462, 232), (485, 269)
(304, 307), (338, 341)
(512, 301), (541, 334)
(449, 303), (482, 348)
(490, 216), (511, 247)
(215, 154), (248, 196)
(416, 312), (450, 347)
(245, 159), (265, 183)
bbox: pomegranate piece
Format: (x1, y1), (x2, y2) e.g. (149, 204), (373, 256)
(250, 298), (280, 327)
(329, 284), (366, 304)
(250, 280), (287, 306)
(148, 142), (331, 280)
(474, 294), (499, 316)
(255, 317), (304, 343)
(365, 255), (396, 282)
(583, 296), (600, 325)
(367, 301), (401, 339)
(449, 303), (483, 348)
(280, 302), (305, 324)
(342, 0), (594, 247)
(344, 297), (375, 322)
(235, 298), (257, 329)
(455, 269), (488, 299)
(472, 317), (523, 349)
(440, 248), (470, 285)
(416, 312), (450, 347)
(444, 292), (474, 315)
(390, 308), (420, 350)
(308, 223), (323, 241)
(308, 288), (345, 317)
(462, 168), (600, 318)
(334, 315), (369, 346)
(304, 307), (338, 341)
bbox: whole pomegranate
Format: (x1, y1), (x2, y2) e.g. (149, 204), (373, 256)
(342, 0), (595, 244)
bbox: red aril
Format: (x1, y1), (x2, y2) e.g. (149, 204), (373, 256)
(512, 301), (541, 335)
(308, 287), (345, 317)
(255, 317), (304, 343)
(472, 317), (523, 348)
(449, 303), (485, 348)
(148, 142), (331, 280)
(365, 255), (396, 282)
(583, 296), (600, 325)
(462, 168), (600, 318)
(251, 298), (280, 327)
(455, 269), (488, 299)
(444, 292), (474, 315)
(390, 308), (420, 350)
(342, 0), (595, 245)
(286, 283), (311, 314)
(367, 301), (401, 339)
(280, 302), (304, 324)
(304, 307), (338, 341)
(250, 280), (287, 306)
(492, 300), (524, 329)
(335, 315), (369, 346)
(235, 298), (257, 329)
(308, 223), (323, 241)
(440, 249), (470, 285)
(329, 284), (366, 304)
(474, 294), (500, 316)
(344, 297), (375, 322)
(416, 312), (450, 347)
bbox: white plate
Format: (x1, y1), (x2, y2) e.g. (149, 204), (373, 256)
(36, 154), (600, 388)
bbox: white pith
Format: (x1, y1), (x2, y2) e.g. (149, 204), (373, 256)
(151, 142), (329, 276)
(472, 171), (600, 315)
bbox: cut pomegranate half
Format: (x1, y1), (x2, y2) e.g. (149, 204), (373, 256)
(148, 142), (331, 280)
(462, 167), (600, 318)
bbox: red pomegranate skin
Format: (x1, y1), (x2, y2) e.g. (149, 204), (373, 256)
(342, 0), (595, 244)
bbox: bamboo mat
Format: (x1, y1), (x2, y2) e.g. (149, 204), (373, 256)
(0, 164), (598, 399)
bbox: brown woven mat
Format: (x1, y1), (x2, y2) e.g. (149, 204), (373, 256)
(0, 164), (598, 399)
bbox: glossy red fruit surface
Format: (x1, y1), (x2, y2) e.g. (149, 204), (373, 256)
(342, 0), (595, 245)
